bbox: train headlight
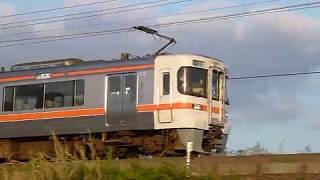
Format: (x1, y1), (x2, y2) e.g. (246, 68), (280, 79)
(192, 104), (202, 110)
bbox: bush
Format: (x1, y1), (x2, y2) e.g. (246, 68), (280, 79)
(0, 136), (218, 180)
(0, 156), (214, 180)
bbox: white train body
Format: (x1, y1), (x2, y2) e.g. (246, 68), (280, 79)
(0, 54), (229, 158)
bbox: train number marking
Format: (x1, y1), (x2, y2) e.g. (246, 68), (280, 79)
(36, 73), (51, 80)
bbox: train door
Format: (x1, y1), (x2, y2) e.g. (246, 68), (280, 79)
(158, 70), (172, 123)
(122, 73), (137, 126)
(106, 74), (123, 127)
(106, 73), (137, 127)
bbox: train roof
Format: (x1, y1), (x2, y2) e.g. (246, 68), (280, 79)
(193, 54), (224, 64)
(0, 53), (226, 79)
(0, 55), (155, 79)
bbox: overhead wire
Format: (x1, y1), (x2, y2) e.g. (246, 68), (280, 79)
(149, 1), (320, 28)
(229, 71), (320, 80)
(0, 27), (131, 44)
(0, 29), (131, 49)
(0, 1), (319, 48)
(0, 0), (282, 38)
(0, 0), (171, 26)
(0, 0), (309, 44)
(127, 0), (282, 24)
(0, 0), (192, 30)
(0, 0), (118, 19)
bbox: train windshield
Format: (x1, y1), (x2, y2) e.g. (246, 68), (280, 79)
(225, 78), (230, 105)
(177, 67), (208, 98)
(177, 67), (221, 99)
(212, 71), (219, 100)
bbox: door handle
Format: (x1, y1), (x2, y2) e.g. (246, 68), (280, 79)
(111, 91), (120, 95)
(125, 87), (131, 94)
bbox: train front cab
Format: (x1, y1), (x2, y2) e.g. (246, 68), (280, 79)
(154, 54), (230, 153)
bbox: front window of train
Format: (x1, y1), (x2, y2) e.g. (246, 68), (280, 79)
(178, 67), (207, 98)
(177, 67), (219, 99)
(212, 71), (219, 100)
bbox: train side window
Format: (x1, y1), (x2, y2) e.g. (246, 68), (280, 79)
(75, 80), (85, 106)
(15, 84), (44, 110)
(45, 81), (74, 108)
(162, 72), (170, 96)
(3, 87), (14, 112)
(2, 79), (85, 112)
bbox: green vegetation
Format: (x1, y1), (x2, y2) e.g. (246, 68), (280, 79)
(0, 137), (240, 180)
(0, 156), (220, 180)
(0, 137), (219, 180)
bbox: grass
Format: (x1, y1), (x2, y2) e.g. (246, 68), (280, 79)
(0, 137), (317, 179)
(0, 136), (228, 180)
(0, 157), (220, 180)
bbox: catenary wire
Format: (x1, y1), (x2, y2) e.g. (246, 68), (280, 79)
(0, 0), (191, 29)
(149, 1), (320, 28)
(0, 27), (131, 44)
(0, 0), (171, 26)
(0, 29), (131, 49)
(229, 71), (320, 80)
(0, 0), (118, 19)
(0, 0), (282, 38)
(0, 1), (318, 44)
(0, 1), (311, 44)
(0, 2), (319, 48)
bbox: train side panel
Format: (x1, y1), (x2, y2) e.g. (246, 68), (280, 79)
(104, 69), (155, 130)
(0, 74), (107, 138)
(136, 69), (155, 129)
(0, 63), (155, 139)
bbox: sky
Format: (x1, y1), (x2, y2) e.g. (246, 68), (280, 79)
(0, 0), (319, 153)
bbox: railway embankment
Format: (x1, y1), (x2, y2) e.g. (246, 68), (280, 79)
(118, 154), (320, 176)
(1, 153), (320, 179)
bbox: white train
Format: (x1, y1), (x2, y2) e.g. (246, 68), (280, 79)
(0, 27), (230, 160)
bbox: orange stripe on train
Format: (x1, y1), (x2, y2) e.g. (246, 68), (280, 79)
(0, 103), (219, 122)
(137, 103), (220, 113)
(0, 108), (105, 122)
(0, 75), (35, 83)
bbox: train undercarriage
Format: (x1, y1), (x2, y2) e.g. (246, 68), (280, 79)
(0, 127), (226, 161)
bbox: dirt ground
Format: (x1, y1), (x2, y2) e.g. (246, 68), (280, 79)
(236, 174), (320, 180)
(117, 153), (320, 179)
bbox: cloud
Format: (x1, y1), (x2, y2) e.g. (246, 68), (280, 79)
(230, 80), (303, 122)
(32, 21), (65, 36)
(0, 2), (16, 17)
(0, 2), (18, 32)
(63, 0), (157, 31)
(0, 0), (320, 152)
(0, 0), (319, 125)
